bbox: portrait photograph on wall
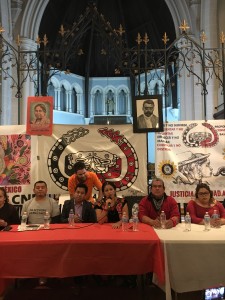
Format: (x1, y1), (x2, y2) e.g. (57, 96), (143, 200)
(26, 96), (53, 136)
(133, 95), (163, 133)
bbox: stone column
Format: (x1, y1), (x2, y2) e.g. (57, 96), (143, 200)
(90, 93), (94, 117)
(127, 92), (131, 116)
(56, 88), (61, 110)
(67, 91), (72, 112)
(19, 37), (37, 124)
(77, 93), (83, 115)
(200, 0), (219, 120)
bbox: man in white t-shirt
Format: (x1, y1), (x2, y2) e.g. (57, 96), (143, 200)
(21, 180), (60, 286)
(21, 180), (60, 224)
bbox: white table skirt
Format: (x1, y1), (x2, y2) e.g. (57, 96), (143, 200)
(154, 223), (225, 300)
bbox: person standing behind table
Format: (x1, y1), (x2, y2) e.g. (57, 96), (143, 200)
(138, 178), (180, 229)
(0, 187), (20, 229)
(21, 180), (60, 224)
(68, 161), (103, 204)
(61, 183), (96, 223)
(94, 181), (129, 229)
(137, 99), (159, 129)
(186, 183), (225, 226)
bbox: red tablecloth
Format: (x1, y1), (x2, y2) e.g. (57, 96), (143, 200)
(0, 223), (164, 284)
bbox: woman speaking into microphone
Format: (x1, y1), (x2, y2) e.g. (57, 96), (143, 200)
(94, 181), (129, 229)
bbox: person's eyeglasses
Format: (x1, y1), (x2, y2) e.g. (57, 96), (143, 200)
(198, 192), (210, 196)
(152, 185), (163, 188)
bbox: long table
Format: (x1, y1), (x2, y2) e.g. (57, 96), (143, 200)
(155, 223), (225, 300)
(0, 223), (164, 284)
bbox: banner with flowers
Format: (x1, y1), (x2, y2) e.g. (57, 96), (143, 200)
(0, 134), (31, 185)
(0, 124), (148, 206)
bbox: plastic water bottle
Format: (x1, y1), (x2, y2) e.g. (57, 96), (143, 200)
(122, 212), (128, 231)
(132, 212), (139, 231)
(184, 212), (191, 231)
(160, 211), (166, 229)
(211, 209), (220, 228)
(21, 211), (28, 231)
(204, 212), (211, 231)
(68, 209), (75, 227)
(43, 211), (50, 229)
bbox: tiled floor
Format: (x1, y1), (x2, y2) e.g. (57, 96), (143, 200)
(3, 276), (203, 300)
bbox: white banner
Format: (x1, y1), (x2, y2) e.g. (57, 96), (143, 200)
(0, 125), (148, 205)
(155, 120), (225, 203)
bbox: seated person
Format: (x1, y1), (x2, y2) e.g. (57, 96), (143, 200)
(186, 183), (225, 226)
(20, 180), (60, 287)
(61, 183), (96, 295)
(95, 181), (129, 229)
(0, 187), (20, 229)
(138, 178), (180, 229)
(61, 183), (96, 223)
(94, 181), (135, 287)
(21, 180), (60, 224)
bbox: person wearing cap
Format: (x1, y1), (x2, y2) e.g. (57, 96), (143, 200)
(138, 177), (180, 229)
(68, 161), (103, 204)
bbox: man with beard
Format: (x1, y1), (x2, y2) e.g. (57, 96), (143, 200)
(68, 161), (103, 204)
(138, 178), (180, 229)
(137, 99), (159, 129)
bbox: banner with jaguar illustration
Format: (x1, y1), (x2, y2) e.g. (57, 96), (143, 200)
(155, 120), (225, 203)
(0, 124), (148, 205)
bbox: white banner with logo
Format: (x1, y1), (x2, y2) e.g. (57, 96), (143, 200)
(155, 120), (225, 203)
(0, 125), (148, 205)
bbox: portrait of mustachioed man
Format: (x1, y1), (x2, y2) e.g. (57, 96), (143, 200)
(137, 99), (159, 129)
(133, 95), (163, 133)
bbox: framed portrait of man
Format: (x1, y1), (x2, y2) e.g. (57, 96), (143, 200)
(133, 95), (163, 133)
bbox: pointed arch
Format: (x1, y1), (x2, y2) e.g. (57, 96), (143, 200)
(165, 0), (193, 37)
(90, 86), (104, 116)
(71, 82), (83, 114)
(18, 0), (49, 39)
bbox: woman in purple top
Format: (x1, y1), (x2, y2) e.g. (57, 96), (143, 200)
(187, 183), (225, 226)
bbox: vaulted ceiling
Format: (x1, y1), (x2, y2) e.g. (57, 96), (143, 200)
(39, 0), (175, 78)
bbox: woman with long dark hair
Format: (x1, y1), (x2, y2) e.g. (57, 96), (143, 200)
(95, 181), (129, 229)
(0, 187), (20, 228)
(187, 183), (225, 226)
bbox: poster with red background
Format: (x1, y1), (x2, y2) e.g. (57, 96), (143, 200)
(26, 96), (53, 136)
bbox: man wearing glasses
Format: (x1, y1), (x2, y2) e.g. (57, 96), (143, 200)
(138, 178), (180, 229)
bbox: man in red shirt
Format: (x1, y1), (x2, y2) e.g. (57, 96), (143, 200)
(138, 178), (180, 229)
(68, 161), (103, 204)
